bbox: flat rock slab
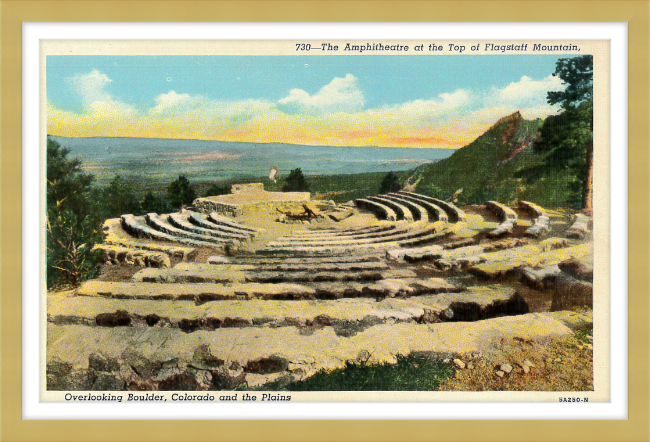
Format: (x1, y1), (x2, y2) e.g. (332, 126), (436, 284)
(247, 262), (390, 272)
(47, 313), (573, 386)
(78, 276), (458, 301)
(48, 285), (523, 329)
(77, 280), (317, 301)
(558, 259), (593, 282)
(469, 242), (591, 280)
(520, 265), (563, 288)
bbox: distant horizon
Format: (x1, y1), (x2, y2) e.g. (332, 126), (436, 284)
(47, 133), (458, 150)
(47, 54), (574, 149)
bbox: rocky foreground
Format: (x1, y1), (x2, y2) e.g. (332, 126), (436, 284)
(47, 196), (594, 392)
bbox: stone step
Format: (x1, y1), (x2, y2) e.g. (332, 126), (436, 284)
(77, 276), (461, 302)
(189, 213), (256, 237)
(404, 238), (533, 266)
(169, 214), (249, 241)
(47, 312), (573, 389)
(104, 218), (196, 259)
(255, 245), (400, 256)
(366, 196), (414, 221)
(379, 194), (428, 222)
(397, 229), (452, 247)
(207, 212), (257, 233)
(121, 215), (219, 249)
(49, 285), (526, 332)
(298, 225), (396, 236)
(229, 255), (384, 265)
(145, 213), (234, 245)
(388, 193), (447, 222)
(132, 263), (417, 284)
(397, 192), (466, 222)
(268, 225), (442, 248)
(354, 198), (397, 221)
(469, 242), (590, 280)
(92, 244), (171, 268)
(276, 226), (410, 243)
(244, 261), (390, 272)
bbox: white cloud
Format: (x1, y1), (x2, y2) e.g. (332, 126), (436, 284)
(67, 69), (114, 104)
(495, 74), (564, 103)
(279, 74), (364, 112)
(150, 90), (195, 114)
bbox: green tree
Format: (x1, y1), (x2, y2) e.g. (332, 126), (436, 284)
(204, 183), (230, 197)
(99, 175), (141, 218)
(283, 168), (310, 192)
(141, 191), (169, 214)
(167, 174), (196, 209)
(46, 139), (104, 288)
(538, 55), (593, 210)
(379, 172), (401, 194)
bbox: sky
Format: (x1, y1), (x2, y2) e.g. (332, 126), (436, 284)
(46, 54), (573, 149)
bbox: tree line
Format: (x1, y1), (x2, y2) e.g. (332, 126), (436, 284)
(46, 139), (205, 289)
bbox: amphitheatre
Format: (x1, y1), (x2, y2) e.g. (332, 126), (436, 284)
(47, 182), (594, 392)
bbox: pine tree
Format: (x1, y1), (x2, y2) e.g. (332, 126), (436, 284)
(538, 55), (593, 210)
(46, 139), (104, 288)
(167, 175), (196, 209)
(283, 168), (310, 192)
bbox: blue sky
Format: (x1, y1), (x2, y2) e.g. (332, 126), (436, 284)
(46, 54), (574, 148)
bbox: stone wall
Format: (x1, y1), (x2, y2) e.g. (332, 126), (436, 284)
(192, 199), (242, 216)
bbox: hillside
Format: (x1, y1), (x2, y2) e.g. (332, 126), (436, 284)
(412, 112), (582, 209)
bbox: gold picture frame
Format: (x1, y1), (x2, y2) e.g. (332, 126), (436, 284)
(3, 1), (648, 440)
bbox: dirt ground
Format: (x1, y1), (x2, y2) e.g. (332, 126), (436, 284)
(438, 332), (593, 391)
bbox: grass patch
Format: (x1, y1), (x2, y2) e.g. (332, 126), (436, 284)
(254, 355), (454, 391)
(574, 326), (593, 343)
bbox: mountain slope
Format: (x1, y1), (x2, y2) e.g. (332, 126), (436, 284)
(411, 112), (582, 208)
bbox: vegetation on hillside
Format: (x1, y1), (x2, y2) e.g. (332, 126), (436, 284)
(282, 168), (310, 192)
(46, 139), (104, 288)
(536, 55), (593, 210)
(412, 55), (593, 209)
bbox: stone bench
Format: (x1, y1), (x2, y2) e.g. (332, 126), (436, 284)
(354, 198), (397, 221)
(389, 192), (449, 223)
(397, 191), (465, 222)
(486, 201), (518, 221)
(566, 214), (590, 239)
(189, 213), (255, 237)
(121, 215), (218, 249)
(379, 194), (428, 222)
(367, 196), (414, 221)
(291, 225), (396, 238)
(268, 225), (441, 248)
(145, 214), (233, 245)
(276, 227), (410, 243)
(208, 212), (256, 234)
(169, 214), (249, 241)
(518, 200), (547, 218)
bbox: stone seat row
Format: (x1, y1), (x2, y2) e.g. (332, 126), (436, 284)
(354, 192), (464, 223)
(267, 224), (443, 248)
(120, 215), (219, 248)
